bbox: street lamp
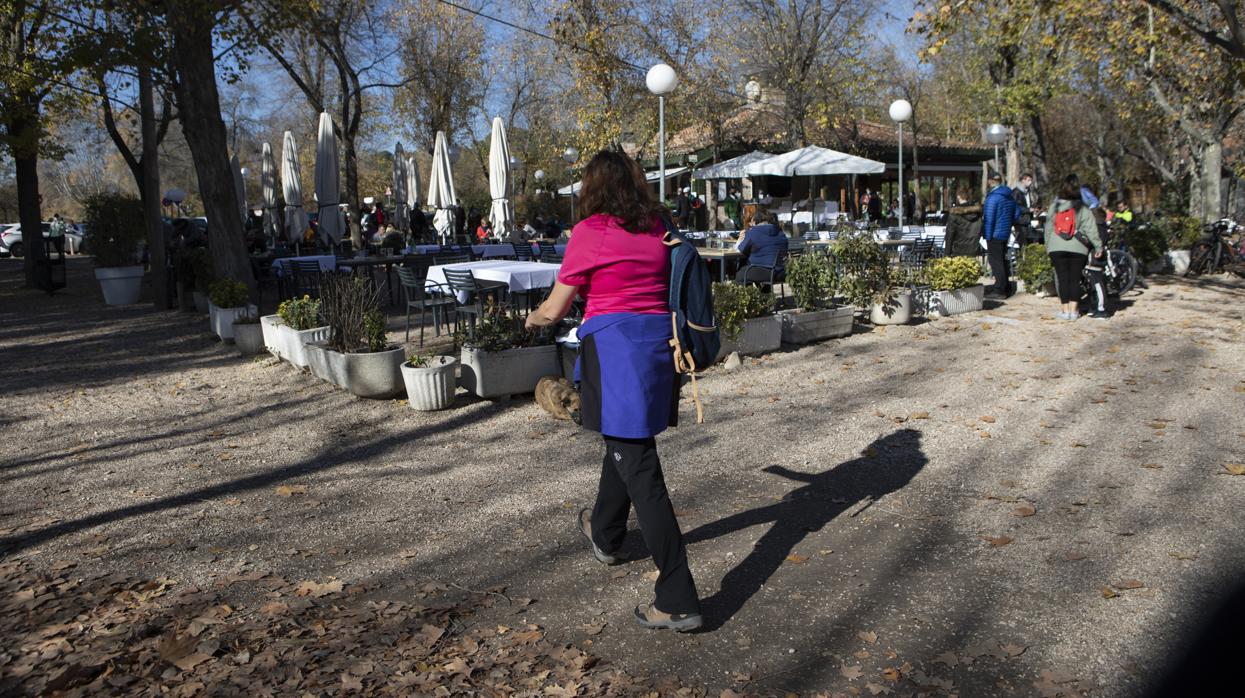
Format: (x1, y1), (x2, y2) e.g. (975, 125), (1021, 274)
(534, 169), (545, 196)
(562, 146), (580, 221)
(889, 99), (912, 229)
(985, 123), (1008, 177)
(646, 62), (678, 205)
(509, 155), (521, 170)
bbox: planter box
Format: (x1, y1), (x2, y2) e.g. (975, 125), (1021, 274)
(460, 344), (560, 398)
(261, 315), (283, 357)
(779, 306), (855, 344)
(402, 356), (458, 411)
(209, 303), (258, 343)
(192, 291), (209, 314)
(304, 343), (342, 387)
(342, 346), (405, 398)
(717, 314), (782, 361)
(95, 266), (144, 306)
(234, 323), (265, 355)
(1167, 250), (1191, 276)
(870, 289), (913, 325)
(928, 284), (984, 318)
(280, 324), (331, 368)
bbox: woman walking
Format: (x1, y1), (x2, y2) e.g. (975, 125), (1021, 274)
(1045, 175), (1104, 320)
(525, 150), (702, 632)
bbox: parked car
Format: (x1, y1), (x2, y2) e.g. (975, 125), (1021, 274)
(0, 222), (85, 257)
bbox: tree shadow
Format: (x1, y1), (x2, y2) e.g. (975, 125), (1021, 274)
(684, 428), (927, 631)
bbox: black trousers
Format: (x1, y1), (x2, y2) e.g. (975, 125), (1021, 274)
(986, 239), (1011, 294)
(591, 436), (700, 615)
(1050, 251), (1087, 304)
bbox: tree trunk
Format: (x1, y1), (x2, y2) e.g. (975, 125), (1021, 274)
(139, 64), (168, 309)
(910, 124), (921, 220)
(13, 140), (44, 289)
(166, 0), (253, 288)
(1200, 139), (1224, 221)
(1027, 115), (1050, 193)
(343, 132), (363, 248)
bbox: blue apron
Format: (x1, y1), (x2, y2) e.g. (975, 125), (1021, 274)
(574, 313), (678, 439)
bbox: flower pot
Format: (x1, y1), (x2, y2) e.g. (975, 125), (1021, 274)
(928, 284), (984, 318)
(870, 289), (913, 325)
(304, 342), (343, 387)
(340, 345), (405, 398)
(95, 266), (144, 306)
(280, 324), (331, 368)
(779, 306), (855, 344)
(261, 315), (284, 358)
(1166, 250), (1191, 276)
(234, 322), (265, 356)
(402, 356), (458, 411)
(209, 303), (258, 343)
(717, 314), (782, 361)
(192, 291), (209, 314)
(460, 344), (560, 398)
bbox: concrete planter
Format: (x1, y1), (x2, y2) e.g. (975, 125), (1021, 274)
(928, 284), (984, 318)
(460, 344), (560, 398)
(209, 303), (258, 343)
(95, 266), (144, 306)
(779, 306), (855, 344)
(402, 356), (458, 411)
(304, 343), (342, 387)
(870, 289), (913, 325)
(261, 315), (283, 357)
(717, 314), (782, 361)
(280, 324), (331, 368)
(1166, 250), (1191, 276)
(233, 322), (265, 356)
(340, 346), (405, 398)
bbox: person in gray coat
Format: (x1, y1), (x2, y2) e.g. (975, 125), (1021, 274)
(945, 188), (983, 257)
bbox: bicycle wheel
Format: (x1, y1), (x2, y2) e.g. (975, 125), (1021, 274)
(1185, 242), (1213, 277)
(1112, 251), (1137, 295)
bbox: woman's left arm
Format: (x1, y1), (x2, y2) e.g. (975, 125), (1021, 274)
(525, 282), (579, 330)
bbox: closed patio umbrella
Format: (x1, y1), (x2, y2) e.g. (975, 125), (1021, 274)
(315, 112), (343, 245)
(488, 116), (514, 238)
(427, 131), (457, 245)
(392, 142), (409, 234)
(261, 142), (279, 244)
(231, 154), (246, 225)
(281, 130), (308, 243)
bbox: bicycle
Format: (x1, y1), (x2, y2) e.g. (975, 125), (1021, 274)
(1185, 219), (1244, 277)
(1082, 224), (1138, 298)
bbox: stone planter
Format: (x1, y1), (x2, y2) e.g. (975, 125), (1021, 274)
(1166, 249), (1191, 276)
(779, 306), (855, 344)
(304, 343), (343, 387)
(280, 324), (331, 369)
(233, 322), (265, 356)
(870, 289), (913, 325)
(928, 284), (984, 318)
(192, 291), (209, 314)
(717, 314), (782, 361)
(261, 315), (284, 357)
(402, 356), (458, 411)
(337, 346), (406, 398)
(95, 266), (144, 306)
(460, 344), (560, 398)
(209, 303), (258, 343)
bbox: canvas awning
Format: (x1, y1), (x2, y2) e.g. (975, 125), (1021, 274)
(691, 151), (773, 179)
(744, 146), (885, 177)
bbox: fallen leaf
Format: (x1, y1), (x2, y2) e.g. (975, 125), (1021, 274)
(294, 579), (343, 597)
(173, 652), (212, 672)
(642, 570), (659, 582)
(1001, 643), (1027, 657)
(853, 649), (870, 659)
(1063, 551), (1087, 562)
(1170, 551), (1198, 561)
(857, 630), (878, 644)
(341, 673), (363, 691)
(786, 554), (809, 564)
(1101, 587), (1119, 599)
(275, 484), (308, 497)
(980, 415), (996, 423)
(1140, 463), (1163, 470)
(910, 411), (930, 420)
(1112, 579), (1145, 590)
(609, 569), (629, 579)
(1223, 463), (1245, 476)
(578, 622), (606, 636)
(840, 665), (863, 681)
(1012, 503), (1036, 517)
(982, 535), (1014, 547)
(865, 682), (892, 695)
(880, 667), (901, 681)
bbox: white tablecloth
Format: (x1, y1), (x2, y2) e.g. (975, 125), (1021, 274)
(271, 255), (337, 278)
(425, 260), (560, 303)
(408, 243), (567, 258)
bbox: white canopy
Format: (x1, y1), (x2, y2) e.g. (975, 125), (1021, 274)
(392, 142), (409, 233)
(280, 130), (308, 242)
(231, 154), (246, 224)
(488, 117), (514, 237)
(427, 131), (457, 244)
(315, 112), (343, 244)
(557, 166), (689, 196)
(261, 142), (278, 241)
(691, 151), (774, 179)
(744, 146), (885, 177)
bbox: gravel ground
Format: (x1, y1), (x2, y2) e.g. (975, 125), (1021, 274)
(2, 257), (1243, 697)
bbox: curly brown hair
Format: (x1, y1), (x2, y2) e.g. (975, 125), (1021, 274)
(576, 150), (664, 233)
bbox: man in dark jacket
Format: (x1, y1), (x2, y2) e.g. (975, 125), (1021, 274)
(945, 189), (983, 257)
(735, 210), (789, 283)
(1012, 173), (1039, 243)
(982, 173), (1018, 298)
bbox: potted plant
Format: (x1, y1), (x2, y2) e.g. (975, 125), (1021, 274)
(313, 275), (404, 398)
(458, 309), (560, 398)
(269, 295), (328, 368)
(207, 279), (257, 343)
(833, 230), (911, 325)
(1160, 216), (1202, 275)
(402, 353), (458, 411)
(188, 248), (214, 313)
(233, 311), (265, 356)
(778, 252), (854, 344)
(926, 256), (985, 317)
(84, 193), (146, 306)
(1016, 244), (1056, 296)
(713, 282), (780, 359)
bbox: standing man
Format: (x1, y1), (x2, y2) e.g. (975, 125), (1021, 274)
(674, 187), (691, 229)
(982, 173), (1018, 299)
(1013, 173), (1038, 243)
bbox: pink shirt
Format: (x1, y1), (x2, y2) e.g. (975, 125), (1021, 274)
(557, 214), (670, 320)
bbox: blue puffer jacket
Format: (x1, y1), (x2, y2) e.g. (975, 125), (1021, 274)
(982, 185), (1018, 241)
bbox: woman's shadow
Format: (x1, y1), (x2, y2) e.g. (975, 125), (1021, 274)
(683, 428), (927, 630)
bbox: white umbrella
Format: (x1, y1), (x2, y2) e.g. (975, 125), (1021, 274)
(691, 151), (774, 179)
(281, 130), (308, 242)
(315, 112), (343, 245)
(231, 154), (246, 225)
(392, 142), (409, 233)
(427, 131), (457, 245)
(405, 156), (420, 210)
(743, 146), (885, 177)
(488, 116), (514, 238)
(261, 142), (279, 243)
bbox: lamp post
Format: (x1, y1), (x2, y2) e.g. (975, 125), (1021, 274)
(889, 99), (912, 229)
(985, 123), (1008, 176)
(646, 63), (678, 205)
(562, 146), (579, 222)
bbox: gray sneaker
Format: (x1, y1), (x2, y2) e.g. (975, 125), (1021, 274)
(634, 602), (704, 632)
(578, 508), (628, 565)
(1055, 311), (1070, 320)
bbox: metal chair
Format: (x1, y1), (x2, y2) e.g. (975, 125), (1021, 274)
(739, 249), (788, 305)
(290, 260), (325, 299)
(537, 241), (558, 260)
(442, 267), (508, 336)
(402, 253), (435, 280)
(396, 265), (456, 346)
(512, 242), (534, 261)
(433, 253), (470, 265)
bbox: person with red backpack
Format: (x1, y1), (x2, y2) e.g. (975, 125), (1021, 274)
(1044, 175), (1104, 320)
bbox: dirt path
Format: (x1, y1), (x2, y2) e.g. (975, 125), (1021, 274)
(2, 258), (1243, 696)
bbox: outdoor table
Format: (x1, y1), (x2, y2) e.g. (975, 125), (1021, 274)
(337, 255), (403, 306)
(425, 260), (560, 304)
(698, 247), (742, 282)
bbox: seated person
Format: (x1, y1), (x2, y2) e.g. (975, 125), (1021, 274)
(735, 210), (789, 283)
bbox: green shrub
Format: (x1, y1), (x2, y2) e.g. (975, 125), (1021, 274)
(83, 193), (145, 267)
(364, 309), (388, 352)
(1122, 223), (1168, 267)
(784, 252), (837, 311)
(926, 256), (982, 291)
(208, 279), (249, 308)
(1163, 216), (1203, 250)
(456, 307), (551, 352)
(277, 295), (323, 330)
(713, 282), (773, 341)
(831, 229), (895, 310)
(1016, 244), (1054, 293)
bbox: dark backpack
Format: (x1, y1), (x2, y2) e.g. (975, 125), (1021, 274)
(663, 215), (719, 422)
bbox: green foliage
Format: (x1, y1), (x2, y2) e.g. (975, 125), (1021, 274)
(208, 279), (248, 308)
(82, 193), (145, 267)
(321, 275), (384, 353)
(831, 229), (895, 310)
(1121, 223), (1168, 267)
(926, 256), (982, 291)
(1016, 244), (1054, 293)
(784, 252), (837, 311)
(712, 282), (773, 341)
(1152, 216), (1203, 250)
(277, 295), (323, 331)
(405, 353), (431, 368)
(364, 309), (388, 353)
(456, 307), (552, 352)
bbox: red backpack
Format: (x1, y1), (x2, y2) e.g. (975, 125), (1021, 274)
(1053, 208), (1077, 240)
